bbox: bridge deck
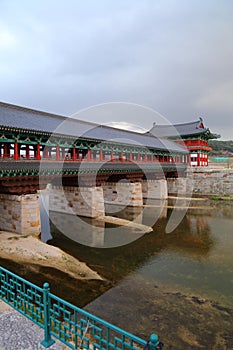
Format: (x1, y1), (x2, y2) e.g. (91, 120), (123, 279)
(0, 160), (186, 194)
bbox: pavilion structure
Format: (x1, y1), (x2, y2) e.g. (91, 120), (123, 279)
(0, 101), (187, 172)
(0, 101), (218, 235)
(148, 118), (220, 166)
(0, 101), (189, 234)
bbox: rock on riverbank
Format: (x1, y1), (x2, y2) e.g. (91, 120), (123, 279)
(0, 231), (102, 281)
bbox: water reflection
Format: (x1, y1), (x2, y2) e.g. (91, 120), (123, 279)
(39, 190), (52, 242)
(49, 211), (151, 248)
(47, 202), (216, 283)
(105, 199), (167, 227)
(41, 196), (233, 307)
(163, 213), (213, 253)
(43, 199), (168, 248)
(38, 197), (233, 349)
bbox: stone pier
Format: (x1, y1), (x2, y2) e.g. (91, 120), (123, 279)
(0, 193), (41, 235)
(141, 179), (168, 199)
(102, 181), (143, 207)
(49, 185), (105, 218)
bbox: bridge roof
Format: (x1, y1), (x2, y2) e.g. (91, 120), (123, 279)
(148, 118), (220, 139)
(0, 101), (187, 153)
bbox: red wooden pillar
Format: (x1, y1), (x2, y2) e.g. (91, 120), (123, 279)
(144, 154), (147, 162)
(72, 147), (76, 161)
(111, 151), (114, 162)
(137, 153), (140, 163)
(87, 148), (91, 161)
(56, 146), (60, 161)
(99, 149), (103, 162)
(129, 152), (132, 162)
(14, 141), (19, 160)
(36, 144), (41, 160)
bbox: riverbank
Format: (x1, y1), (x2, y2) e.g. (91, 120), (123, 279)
(0, 231), (102, 281)
(86, 275), (233, 349)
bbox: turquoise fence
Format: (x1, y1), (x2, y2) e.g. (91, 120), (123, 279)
(212, 157), (230, 162)
(0, 266), (161, 349)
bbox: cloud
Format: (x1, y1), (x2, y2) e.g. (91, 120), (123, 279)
(0, 0), (232, 139)
(0, 27), (16, 49)
(104, 121), (147, 133)
(196, 81), (233, 116)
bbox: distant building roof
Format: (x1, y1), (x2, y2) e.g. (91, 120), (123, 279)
(148, 118), (220, 139)
(0, 101), (187, 153)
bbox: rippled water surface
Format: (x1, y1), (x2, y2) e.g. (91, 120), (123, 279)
(45, 198), (233, 349)
(33, 200), (233, 349)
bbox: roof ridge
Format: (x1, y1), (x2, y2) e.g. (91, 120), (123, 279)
(152, 120), (201, 128)
(0, 101), (99, 127)
(0, 101), (66, 120)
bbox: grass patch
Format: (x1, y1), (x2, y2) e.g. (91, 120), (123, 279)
(211, 196), (221, 201)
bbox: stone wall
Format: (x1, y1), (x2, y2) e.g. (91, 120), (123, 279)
(188, 168), (233, 196)
(49, 186), (105, 218)
(0, 193), (40, 235)
(167, 168), (233, 196)
(102, 182), (143, 206)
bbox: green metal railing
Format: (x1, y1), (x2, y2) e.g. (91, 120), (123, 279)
(0, 266), (160, 349)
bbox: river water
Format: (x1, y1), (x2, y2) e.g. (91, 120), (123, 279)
(43, 197), (233, 349)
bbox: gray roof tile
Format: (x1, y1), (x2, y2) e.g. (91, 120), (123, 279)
(0, 102), (187, 153)
(148, 118), (219, 138)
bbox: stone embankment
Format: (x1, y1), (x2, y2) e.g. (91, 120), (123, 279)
(168, 167), (233, 197)
(190, 167), (233, 196)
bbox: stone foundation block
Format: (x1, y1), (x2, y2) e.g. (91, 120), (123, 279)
(102, 181), (143, 206)
(0, 193), (41, 235)
(49, 186), (105, 218)
(142, 179), (168, 199)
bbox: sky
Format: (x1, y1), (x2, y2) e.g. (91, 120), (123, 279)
(0, 0), (233, 140)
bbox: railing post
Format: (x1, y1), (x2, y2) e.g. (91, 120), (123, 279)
(41, 282), (55, 348)
(149, 333), (160, 349)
